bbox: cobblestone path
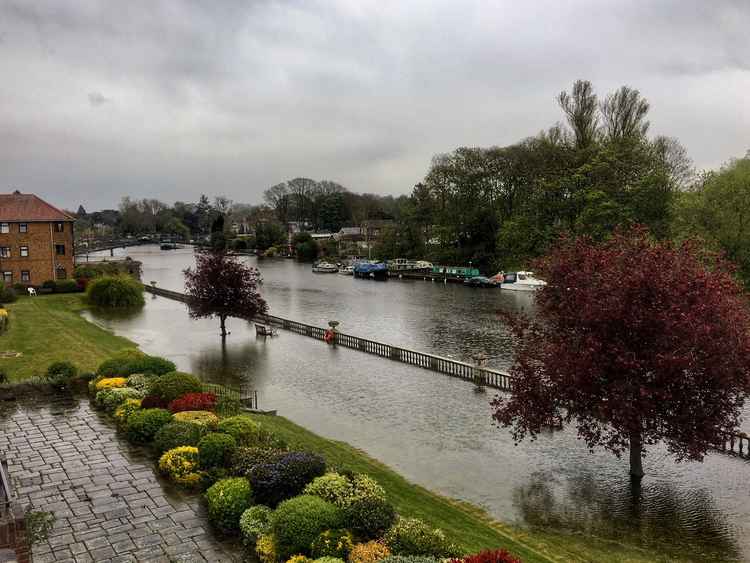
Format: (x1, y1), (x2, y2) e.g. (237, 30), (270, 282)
(0, 394), (242, 562)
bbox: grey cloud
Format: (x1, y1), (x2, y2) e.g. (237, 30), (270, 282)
(0, 0), (749, 210)
(88, 91), (109, 106)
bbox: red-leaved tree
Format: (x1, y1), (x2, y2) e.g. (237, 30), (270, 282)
(184, 249), (268, 338)
(493, 227), (750, 480)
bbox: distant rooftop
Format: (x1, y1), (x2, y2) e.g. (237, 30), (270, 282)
(0, 190), (74, 222)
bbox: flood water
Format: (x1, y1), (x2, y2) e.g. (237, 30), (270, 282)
(82, 246), (750, 561)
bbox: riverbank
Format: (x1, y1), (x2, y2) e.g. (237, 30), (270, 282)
(0, 294), (135, 382)
(0, 293), (732, 562)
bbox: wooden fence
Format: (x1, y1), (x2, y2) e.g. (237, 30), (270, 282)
(144, 285), (512, 391)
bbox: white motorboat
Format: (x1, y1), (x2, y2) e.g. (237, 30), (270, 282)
(499, 271), (546, 291)
(339, 265), (354, 275)
(312, 262), (339, 273)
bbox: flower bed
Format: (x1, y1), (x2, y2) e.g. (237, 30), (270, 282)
(71, 354), (524, 563)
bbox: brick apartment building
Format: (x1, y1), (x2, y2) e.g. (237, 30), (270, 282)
(0, 190), (75, 286)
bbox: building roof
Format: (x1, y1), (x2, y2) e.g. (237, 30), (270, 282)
(0, 191), (75, 222)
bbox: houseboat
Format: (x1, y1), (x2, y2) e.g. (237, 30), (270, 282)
(387, 258), (433, 273)
(431, 265), (480, 279)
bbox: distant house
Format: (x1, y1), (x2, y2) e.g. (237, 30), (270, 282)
(335, 227), (362, 241)
(335, 220), (394, 242)
(0, 190), (75, 286)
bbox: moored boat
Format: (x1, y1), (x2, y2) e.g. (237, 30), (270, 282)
(499, 271), (546, 291)
(312, 261), (339, 273)
(464, 276), (495, 288)
(339, 265), (354, 275)
(353, 261), (388, 280)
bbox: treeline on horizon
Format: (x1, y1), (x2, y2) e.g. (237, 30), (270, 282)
(74, 80), (750, 279)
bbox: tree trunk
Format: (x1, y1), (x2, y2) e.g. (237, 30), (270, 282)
(629, 429), (644, 481)
(220, 315), (227, 338)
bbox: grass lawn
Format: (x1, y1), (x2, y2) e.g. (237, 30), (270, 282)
(248, 414), (700, 563)
(0, 294), (136, 382)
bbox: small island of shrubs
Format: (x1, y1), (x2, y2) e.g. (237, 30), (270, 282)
(86, 275), (145, 308)
(54, 348), (524, 563)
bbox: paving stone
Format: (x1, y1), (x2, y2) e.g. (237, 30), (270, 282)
(0, 395), (242, 562)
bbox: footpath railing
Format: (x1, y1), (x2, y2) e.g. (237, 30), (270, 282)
(717, 432), (750, 460)
(144, 285), (512, 391)
(143, 285), (750, 460)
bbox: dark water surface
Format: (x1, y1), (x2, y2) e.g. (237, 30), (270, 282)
(82, 246), (750, 561)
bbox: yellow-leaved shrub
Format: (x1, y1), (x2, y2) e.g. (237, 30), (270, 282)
(95, 377), (128, 391)
(158, 446), (202, 488)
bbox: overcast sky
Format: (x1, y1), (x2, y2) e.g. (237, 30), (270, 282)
(1, 0), (748, 211)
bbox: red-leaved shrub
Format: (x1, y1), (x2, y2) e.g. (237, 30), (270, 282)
(168, 392), (217, 413)
(452, 549), (522, 563)
(141, 395), (169, 409)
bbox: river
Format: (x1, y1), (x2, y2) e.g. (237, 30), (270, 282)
(82, 246), (750, 561)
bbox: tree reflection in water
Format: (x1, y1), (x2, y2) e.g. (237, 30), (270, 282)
(514, 471), (740, 561)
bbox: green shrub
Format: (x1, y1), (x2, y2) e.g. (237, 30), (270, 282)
(153, 421), (207, 455)
(217, 415), (261, 446)
(199, 467), (229, 490)
(304, 473), (354, 507)
(304, 473), (386, 509)
(311, 529), (354, 560)
(230, 446), (286, 478)
(54, 279), (79, 293)
(198, 432), (237, 469)
(383, 518), (457, 558)
(271, 495), (343, 560)
(114, 399), (142, 429)
(240, 505), (273, 546)
(205, 477), (253, 534)
(216, 394), (242, 417)
(0, 283), (17, 304)
(45, 361), (78, 389)
(97, 349), (176, 377)
(126, 408), (172, 443)
(344, 496), (396, 540)
(314, 558), (345, 563)
(95, 387), (144, 413)
(126, 373), (151, 391)
(86, 275), (145, 308)
(149, 372), (202, 403)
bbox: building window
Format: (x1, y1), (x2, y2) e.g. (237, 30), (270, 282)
(55, 244), (65, 256)
(55, 222), (65, 233)
(2, 272), (11, 283)
(19, 223), (27, 233)
(0, 223), (8, 234)
(56, 267), (67, 280)
(21, 271), (30, 282)
(0, 247), (9, 258)
(20, 246), (29, 257)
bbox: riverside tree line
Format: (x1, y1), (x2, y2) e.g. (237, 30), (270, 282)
(74, 80), (750, 281)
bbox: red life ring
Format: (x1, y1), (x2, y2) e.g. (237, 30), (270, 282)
(324, 329), (335, 344)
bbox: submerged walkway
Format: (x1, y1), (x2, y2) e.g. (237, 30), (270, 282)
(0, 394), (241, 563)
